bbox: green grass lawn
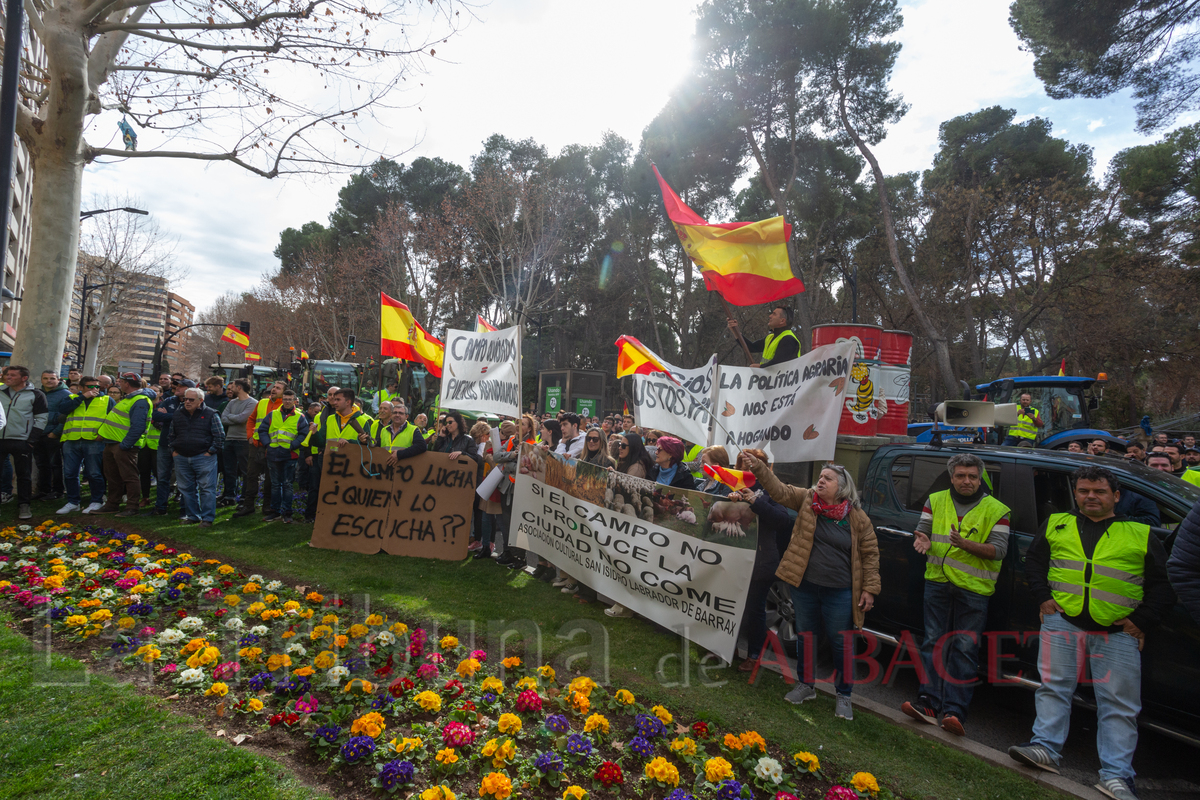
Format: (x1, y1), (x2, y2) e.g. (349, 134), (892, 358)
(0, 606), (332, 800)
(12, 499), (1068, 800)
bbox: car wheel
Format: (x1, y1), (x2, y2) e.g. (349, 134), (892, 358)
(764, 580), (797, 648)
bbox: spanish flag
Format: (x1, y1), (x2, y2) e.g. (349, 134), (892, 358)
(653, 165), (803, 306)
(1057, 358), (1067, 377)
(703, 463), (756, 492)
(381, 292), (444, 378)
(220, 324), (249, 350)
(246, 351), (262, 362)
(476, 315), (498, 333)
(615, 335), (680, 386)
(300, 349), (310, 360)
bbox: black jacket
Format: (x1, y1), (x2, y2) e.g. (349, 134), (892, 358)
(433, 433), (477, 460)
(168, 405), (225, 457)
(1168, 496), (1200, 623)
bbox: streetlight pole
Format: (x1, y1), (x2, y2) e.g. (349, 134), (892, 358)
(79, 207), (149, 220)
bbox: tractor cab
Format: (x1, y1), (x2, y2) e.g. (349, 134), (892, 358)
(974, 375), (1116, 450)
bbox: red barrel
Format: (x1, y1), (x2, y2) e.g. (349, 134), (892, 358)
(875, 364), (911, 436)
(881, 330), (913, 366)
(812, 324), (883, 436)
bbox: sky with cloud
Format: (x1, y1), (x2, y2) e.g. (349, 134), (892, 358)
(78, 0), (1179, 315)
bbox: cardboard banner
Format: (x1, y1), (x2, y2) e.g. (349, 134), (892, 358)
(511, 445), (757, 662)
(309, 449), (477, 559)
(632, 353), (718, 446)
(714, 340), (859, 463)
(439, 326), (521, 417)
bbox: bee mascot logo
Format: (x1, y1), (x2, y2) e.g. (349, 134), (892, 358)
(847, 361), (883, 423)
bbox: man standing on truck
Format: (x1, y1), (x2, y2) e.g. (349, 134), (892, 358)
(901, 452), (1011, 737)
(1002, 392), (1044, 447)
(1009, 465), (1175, 800)
(726, 306), (801, 367)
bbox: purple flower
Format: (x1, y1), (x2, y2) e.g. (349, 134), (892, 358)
(666, 791), (695, 800)
(565, 734), (592, 757)
(716, 780), (746, 800)
(635, 713), (665, 738)
(379, 759), (415, 789)
(628, 736), (654, 759)
(312, 724), (341, 744)
(340, 735), (376, 763)
(534, 752), (564, 773)
(247, 671), (274, 691)
(546, 714), (570, 733)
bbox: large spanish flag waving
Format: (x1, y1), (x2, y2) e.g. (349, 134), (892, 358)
(220, 324), (249, 350)
(615, 335), (680, 386)
(653, 165), (803, 306)
(380, 292), (445, 378)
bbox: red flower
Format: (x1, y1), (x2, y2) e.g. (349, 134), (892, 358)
(442, 679), (464, 698)
(164, 548), (176, 555)
(389, 676), (415, 698)
(214, 608), (228, 618)
(515, 689), (542, 712)
(326, 598), (345, 607)
(691, 721), (710, 739)
(441, 720), (475, 747)
(221, 581), (233, 588)
(594, 761), (624, 787)
(458, 701), (476, 713)
(176, 609), (188, 619)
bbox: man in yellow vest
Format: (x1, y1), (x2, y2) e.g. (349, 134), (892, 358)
(726, 305), (801, 367)
(302, 388), (374, 523)
(94, 373), (154, 517)
(1002, 391), (1044, 447)
(377, 401), (426, 465)
(901, 453), (1010, 737)
(1009, 466), (1174, 800)
(56, 376), (114, 514)
(257, 389), (309, 523)
(233, 380), (285, 519)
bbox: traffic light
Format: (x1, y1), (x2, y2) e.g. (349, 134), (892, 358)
(347, 334), (356, 352)
(238, 321), (250, 336)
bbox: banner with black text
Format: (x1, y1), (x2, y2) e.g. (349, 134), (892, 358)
(632, 353), (718, 446)
(439, 326), (521, 417)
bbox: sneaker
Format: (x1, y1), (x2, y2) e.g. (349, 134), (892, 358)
(263, 511), (280, 521)
(18, 504), (31, 520)
(784, 683), (816, 705)
(551, 577), (571, 588)
(231, 506), (255, 518)
(180, 517), (200, 524)
(83, 502), (105, 514)
(467, 541), (482, 551)
(281, 517), (292, 525)
(198, 521), (213, 528)
(116, 509), (139, 518)
(901, 700), (939, 726)
(604, 604), (633, 618)
(560, 583), (579, 594)
(835, 694), (854, 720)
(0, 493), (12, 504)
(1095, 777), (1139, 800)
(941, 714), (965, 736)
(56, 502), (81, 515)
(1008, 743), (1061, 774)
(303, 517), (315, 524)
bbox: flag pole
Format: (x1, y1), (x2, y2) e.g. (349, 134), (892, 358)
(720, 297), (756, 364)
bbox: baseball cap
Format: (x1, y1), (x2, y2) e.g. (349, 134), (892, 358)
(119, 372), (141, 383)
(172, 378), (197, 388)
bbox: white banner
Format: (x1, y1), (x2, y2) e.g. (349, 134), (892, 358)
(632, 353), (718, 446)
(511, 445), (757, 662)
(439, 326), (521, 418)
(714, 341), (859, 462)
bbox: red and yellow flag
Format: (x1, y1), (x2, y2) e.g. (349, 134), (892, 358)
(220, 324), (249, 350)
(246, 351), (262, 362)
(615, 335), (680, 386)
(623, 401), (630, 416)
(1057, 358), (1067, 377)
(476, 315), (498, 333)
(703, 463), (756, 492)
(300, 349), (310, 360)
(381, 292), (444, 378)
(653, 165), (803, 306)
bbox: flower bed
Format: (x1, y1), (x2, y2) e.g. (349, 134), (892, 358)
(0, 521), (896, 800)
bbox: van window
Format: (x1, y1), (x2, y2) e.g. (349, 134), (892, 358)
(1031, 468), (1075, 530)
(889, 456), (911, 509)
(904, 455), (1003, 512)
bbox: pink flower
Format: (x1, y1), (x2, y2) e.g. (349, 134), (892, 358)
(294, 694), (319, 714)
(213, 661), (241, 680)
(139, 626), (156, 638)
(358, 642), (377, 656)
(825, 787), (859, 800)
(471, 649), (487, 662)
(416, 663), (439, 681)
(114, 578), (137, 590)
(515, 689), (543, 712)
(425, 652), (444, 664)
(441, 721), (475, 747)
(101, 569), (121, 580)
(160, 663), (178, 673)
(776, 793), (801, 800)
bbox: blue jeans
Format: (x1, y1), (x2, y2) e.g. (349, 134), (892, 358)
(918, 579), (990, 720)
(155, 445), (175, 511)
(1032, 613), (1141, 781)
(267, 459), (296, 516)
(175, 453), (218, 523)
(62, 440), (105, 506)
(791, 580), (854, 696)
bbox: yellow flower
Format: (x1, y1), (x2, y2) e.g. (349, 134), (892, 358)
(41, 575), (64, 589)
(140, 646), (161, 663)
(186, 653), (203, 670)
(568, 676), (598, 696)
(365, 613), (384, 626)
(537, 664), (556, 681)
(562, 787), (587, 800)
(246, 602), (266, 616)
(348, 623), (369, 638)
(242, 582), (260, 594)
(497, 713), (522, 734)
(435, 747), (458, 764)
(391, 736), (424, 753)
(351, 711), (387, 738)
(851, 772), (879, 795)
(310, 625), (332, 641)
(89, 609), (112, 623)
(205, 682), (229, 697)
(739, 731), (766, 752)
(260, 609), (283, 622)
(669, 737), (696, 757)
(333, 635), (349, 648)
(263, 594), (278, 605)
(414, 690), (442, 712)
(723, 733), (744, 751)
(480, 676), (504, 695)
(217, 564), (234, 575)
(440, 635), (459, 649)
(292, 666), (315, 677)
(614, 688), (635, 705)
(502, 656), (521, 669)
(390, 621), (409, 636)
(569, 691), (590, 714)
(282, 600), (300, 612)
(280, 630), (295, 640)
(794, 751), (820, 773)
(266, 653), (292, 671)
(343, 678), (374, 694)
(124, 569), (144, 580)
(182, 638), (207, 654)
(584, 713), (609, 735)
(515, 676), (538, 691)
(238, 647), (262, 662)
(305, 591), (324, 604)
(419, 787), (455, 800)
(129, 584), (153, 595)
(117, 616), (135, 629)
(704, 757), (733, 783)
(321, 613), (339, 625)
(78, 599), (102, 608)
(491, 738), (516, 768)
(224, 595), (241, 607)
(644, 756), (680, 787)
(481, 738), (499, 757)
(247, 698), (264, 711)
(456, 658), (481, 679)
(198, 647), (220, 666)
(650, 704), (672, 724)
(313, 651), (336, 669)
(479, 771), (512, 799)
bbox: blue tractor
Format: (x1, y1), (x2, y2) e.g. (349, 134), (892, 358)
(908, 375), (1124, 450)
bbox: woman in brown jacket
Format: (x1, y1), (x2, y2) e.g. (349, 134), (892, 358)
(743, 454), (881, 721)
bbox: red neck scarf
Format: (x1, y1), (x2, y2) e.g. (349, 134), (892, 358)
(812, 495), (850, 521)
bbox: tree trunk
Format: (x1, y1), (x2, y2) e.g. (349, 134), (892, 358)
(11, 7), (91, 373)
(836, 88), (958, 397)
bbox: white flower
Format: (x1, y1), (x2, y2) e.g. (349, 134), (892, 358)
(0, 542), (12, 552)
(375, 631), (396, 646)
(126, 546), (141, 555)
(754, 757), (783, 785)
(18, 525), (31, 532)
(93, 587), (115, 600)
(81, 563), (99, 575)
(148, 578), (168, 589)
(14, 559), (33, 568)
(266, 580), (283, 591)
(177, 668), (205, 684)
(71, 557), (90, 567)
(20, 546), (37, 555)
(285, 642), (307, 657)
(248, 574), (264, 583)
(196, 576), (214, 587)
(46, 547), (65, 556)
(177, 616), (204, 631)
(158, 628), (184, 644)
(223, 617), (245, 631)
(249, 625), (268, 636)
(326, 666), (349, 683)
